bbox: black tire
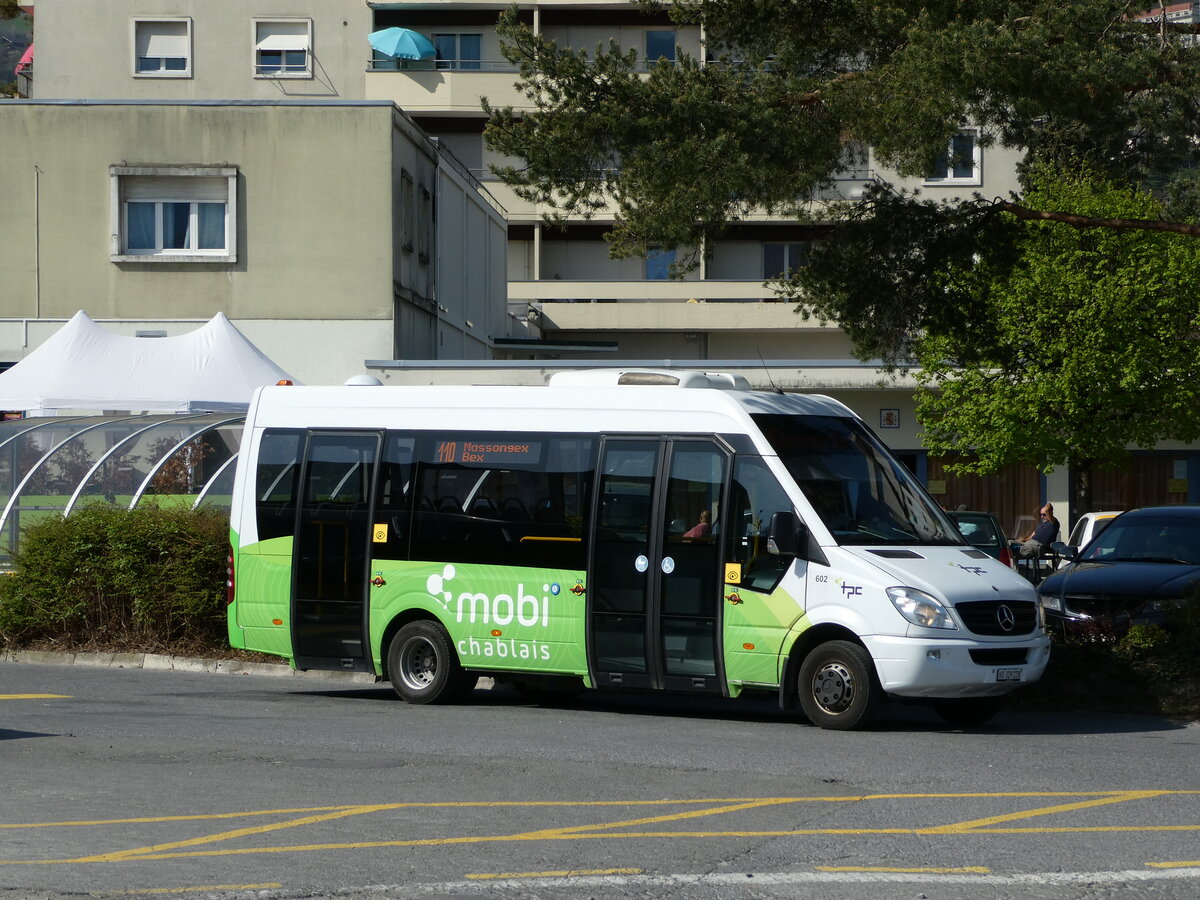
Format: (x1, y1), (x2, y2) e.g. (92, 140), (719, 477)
(386, 620), (477, 704)
(932, 697), (1003, 727)
(797, 640), (879, 731)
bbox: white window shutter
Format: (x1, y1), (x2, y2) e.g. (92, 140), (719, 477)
(137, 22), (188, 59)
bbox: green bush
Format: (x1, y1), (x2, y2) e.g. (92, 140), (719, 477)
(1114, 623), (1171, 661)
(0, 504), (228, 653)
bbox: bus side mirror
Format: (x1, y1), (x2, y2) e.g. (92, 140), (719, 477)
(767, 511), (806, 558)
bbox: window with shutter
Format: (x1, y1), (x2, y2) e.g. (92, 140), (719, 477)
(133, 19), (191, 77)
(110, 167), (238, 263)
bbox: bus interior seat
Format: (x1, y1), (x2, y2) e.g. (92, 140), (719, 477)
(500, 497), (530, 521)
(470, 496), (497, 516)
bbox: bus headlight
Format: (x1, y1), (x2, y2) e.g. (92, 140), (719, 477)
(887, 586), (958, 630)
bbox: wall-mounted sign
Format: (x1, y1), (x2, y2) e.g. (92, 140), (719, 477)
(880, 409), (900, 429)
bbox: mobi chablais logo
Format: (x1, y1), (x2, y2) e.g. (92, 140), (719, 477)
(425, 565), (558, 662)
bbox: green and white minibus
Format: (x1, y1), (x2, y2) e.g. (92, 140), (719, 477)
(227, 370), (1050, 729)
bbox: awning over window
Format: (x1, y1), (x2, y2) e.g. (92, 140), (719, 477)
(256, 22), (310, 51)
(14, 43), (33, 76)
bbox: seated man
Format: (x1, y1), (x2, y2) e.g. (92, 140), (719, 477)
(1020, 503), (1059, 558)
(683, 510), (712, 539)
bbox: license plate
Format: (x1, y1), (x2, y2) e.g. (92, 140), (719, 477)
(995, 667), (1023, 682)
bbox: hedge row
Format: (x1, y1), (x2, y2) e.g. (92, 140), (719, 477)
(0, 505), (229, 653)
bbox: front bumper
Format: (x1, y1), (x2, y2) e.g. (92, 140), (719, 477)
(864, 633), (1052, 699)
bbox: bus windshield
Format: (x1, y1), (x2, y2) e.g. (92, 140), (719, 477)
(752, 414), (962, 546)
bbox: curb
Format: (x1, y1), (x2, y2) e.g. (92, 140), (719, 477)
(0, 648), (378, 683)
(0, 648), (499, 691)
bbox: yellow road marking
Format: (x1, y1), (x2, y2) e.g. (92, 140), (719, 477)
(75, 804), (405, 862)
(1148, 861), (1200, 868)
(817, 866), (991, 874)
(0, 798), (849, 830)
(920, 791), (1171, 834)
(518, 798), (804, 839)
(466, 868), (642, 880)
(8, 793), (1199, 830)
(2, 792), (1198, 866)
(0, 694), (71, 699)
(109, 885), (282, 895)
(9, 825), (1200, 865)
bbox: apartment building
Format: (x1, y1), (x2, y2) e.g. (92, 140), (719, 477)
(9, 0), (1199, 533)
(3, 1), (509, 385)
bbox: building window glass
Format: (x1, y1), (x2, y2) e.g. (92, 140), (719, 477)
(763, 242), (809, 279)
(646, 30), (676, 63)
(646, 247), (676, 280)
(433, 33), (481, 70)
(134, 19), (191, 76)
(111, 167), (237, 263)
(254, 20), (312, 77)
(927, 131), (981, 184)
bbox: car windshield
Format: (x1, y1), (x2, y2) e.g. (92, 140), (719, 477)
(955, 513), (1002, 547)
(1080, 515), (1200, 565)
(753, 413), (962, 546)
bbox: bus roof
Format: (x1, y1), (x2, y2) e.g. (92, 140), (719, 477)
(246, 377), (856, 436)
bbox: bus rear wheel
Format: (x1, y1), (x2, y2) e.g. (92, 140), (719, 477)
(797, 640), (879, 731)
(387, 621), (476, 704)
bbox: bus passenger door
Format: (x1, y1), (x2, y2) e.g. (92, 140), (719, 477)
(588, 438), (729, 694)
(292, 431), (381, 672)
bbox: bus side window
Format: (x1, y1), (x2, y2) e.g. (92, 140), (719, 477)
(255, 429), (303, 541)
(724, 457), (795, 593)
(374, 434), (415, 558)
(408, 433), (594, 570)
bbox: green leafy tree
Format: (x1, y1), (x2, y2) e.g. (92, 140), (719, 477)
(912, 163), (1200, 503)
(484, 0), (1200, 478)
(485, 0), (1200, 264)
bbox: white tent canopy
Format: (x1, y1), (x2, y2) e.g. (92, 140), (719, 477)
(0, 311), (299, 415)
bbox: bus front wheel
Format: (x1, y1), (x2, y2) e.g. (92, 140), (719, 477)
(797, 640), (879, 731)
(387, 621), (477, 704)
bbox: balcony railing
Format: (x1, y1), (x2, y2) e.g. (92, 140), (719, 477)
(367, 57), (687, 74)
(368, 58), (518, 72)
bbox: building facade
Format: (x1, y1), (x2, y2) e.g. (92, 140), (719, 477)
(8, 0), (1199, 535)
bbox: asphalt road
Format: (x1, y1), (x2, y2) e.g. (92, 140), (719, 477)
(2, 656), (1200, 900)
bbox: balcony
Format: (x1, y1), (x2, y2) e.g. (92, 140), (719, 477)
(365, 58), (524, 113)
(509, 283), (836, 333)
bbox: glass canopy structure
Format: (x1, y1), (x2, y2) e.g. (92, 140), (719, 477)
(0, 413), (244, 566)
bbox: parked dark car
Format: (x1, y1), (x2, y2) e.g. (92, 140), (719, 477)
(950, 510), (1012, 568)
(1038, 506), (1200, 635)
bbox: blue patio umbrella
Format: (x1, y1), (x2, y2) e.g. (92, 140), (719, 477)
(368, 27), (436, 60)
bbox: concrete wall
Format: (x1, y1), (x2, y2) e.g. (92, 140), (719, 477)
(29, 0), (369, 101)
(0, 102), (400, 321)
(0, 101), (424, 384)
(433, 148), (510, 358)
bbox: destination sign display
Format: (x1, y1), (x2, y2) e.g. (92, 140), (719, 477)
(435, 439), (542, 466)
